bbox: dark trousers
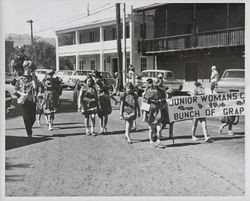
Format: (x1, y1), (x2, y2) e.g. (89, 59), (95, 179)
(21, 100), (36, 135)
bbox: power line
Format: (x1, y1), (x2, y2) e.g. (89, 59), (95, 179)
(34, 3), (114, 34)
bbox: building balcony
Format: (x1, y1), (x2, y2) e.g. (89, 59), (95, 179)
(138, 27), (244, 55)
(58, 38), (131, 56)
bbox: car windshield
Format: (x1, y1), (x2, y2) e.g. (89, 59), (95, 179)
(36, 71), (47, 74)
(165, 72), (175, 79)
(140, 72), (160, 78)
(75, 71), (90, 76)
(65, 71), (73, 75)
(223, 71), (244, 78)
(101, 72), (111, 78)
(56, 71), (65, 75)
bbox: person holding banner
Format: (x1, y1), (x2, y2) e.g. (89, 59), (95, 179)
(218, 116), (239, 136)
(143, 78), (166, 148)
(191, 82), (211, 142)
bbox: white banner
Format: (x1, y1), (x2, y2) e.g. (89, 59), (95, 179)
(167, 92), (245, 122)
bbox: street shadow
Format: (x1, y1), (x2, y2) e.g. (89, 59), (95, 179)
(5, 175), (25, 182)
(53, 122), (83, 126)
(58, 125), (85, 130)
(211, 135), (244, 142)
(5, 136), (52, 151)
(167, 142), (201, 147)
(104, 128), (148, 136)
(5, 158), (33, 182)
(5, 160), (33, 171)
(49, 132), (85, 137)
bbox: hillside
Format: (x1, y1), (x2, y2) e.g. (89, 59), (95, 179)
(5, 33), (56, 47)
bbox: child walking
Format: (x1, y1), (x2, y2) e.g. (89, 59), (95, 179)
(78, 76), (99, 136)
(95, 79), (112, 134)
(218, 115), (239, 135)
(120, 82), (140, 144)
(41, 79), (59, 131)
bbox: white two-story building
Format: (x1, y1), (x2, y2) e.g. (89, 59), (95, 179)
(55, 4), (155, 77)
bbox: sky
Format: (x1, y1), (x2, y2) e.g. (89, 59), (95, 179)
(1, 0), (170, 38)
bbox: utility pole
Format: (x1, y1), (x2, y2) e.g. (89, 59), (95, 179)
(26, 20), (34, 44)
(87, 2), (90, 16)
(122, 3), (127, 85)
(116, 3), (123, 91)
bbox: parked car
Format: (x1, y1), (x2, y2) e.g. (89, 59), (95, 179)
(138, 69), (183, 93)
(34, 69), (54, 82)
(5, 72), (15, 84)
(55, 70), (74, 88)
(215, 69), (245, 93)
(68, 70), (92, 88)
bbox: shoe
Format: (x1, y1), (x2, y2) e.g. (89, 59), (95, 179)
(217, 128), (222, 134)
(204, 137), (211, 142)
(150, 141), (157, 148)
(100, 128), (104, 135)
(192, 136), (199, 141)
(156, 142), (165, 149)
(127, 139), (132, 144)
(131, 127), (137, 132)
(91, 132), (97, 136)
(228, 131), (234, 136)
(48, 127), (53, 131)
(27, 129), (32, 138)
(103, 128), (107, 134)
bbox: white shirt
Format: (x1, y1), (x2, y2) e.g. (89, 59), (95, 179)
(210, 70), (219, 83)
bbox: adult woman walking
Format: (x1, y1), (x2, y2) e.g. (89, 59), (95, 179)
(14, 60), (38, 137)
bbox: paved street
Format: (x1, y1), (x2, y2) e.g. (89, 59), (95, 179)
(5, 88), (245, 196)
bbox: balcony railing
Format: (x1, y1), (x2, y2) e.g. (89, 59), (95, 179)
(138, 27), (244, 54)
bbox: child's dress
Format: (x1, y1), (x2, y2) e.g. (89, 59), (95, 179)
(97, 86), (112, 118)
(80, 86), (99, 116)
(42, 89), (59, 114)
(120, 92), (138, 120)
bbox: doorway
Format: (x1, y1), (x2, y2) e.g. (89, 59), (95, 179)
(185, 62), (198, 81)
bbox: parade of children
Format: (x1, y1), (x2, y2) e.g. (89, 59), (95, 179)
(11, 63), (243, 149)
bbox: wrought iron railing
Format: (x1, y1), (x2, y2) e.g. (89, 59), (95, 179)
(138, 27), (244, 54)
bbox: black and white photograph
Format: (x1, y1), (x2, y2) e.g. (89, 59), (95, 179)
(1, 0), (248, 200)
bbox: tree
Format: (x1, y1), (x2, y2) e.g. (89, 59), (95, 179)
(24, 40), (56, 70)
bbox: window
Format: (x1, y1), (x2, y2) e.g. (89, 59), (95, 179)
(112, 28), (116, 40)
(140, 23), (146, 38)
(80, 60), (84, 70)
(91, 60), (95, 70)
(126, 24), (130, 38)
(90, 31), (95, 42)
(141, 58), (147, 71)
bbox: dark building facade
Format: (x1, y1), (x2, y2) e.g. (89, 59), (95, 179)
(135, 3), (244, 81)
